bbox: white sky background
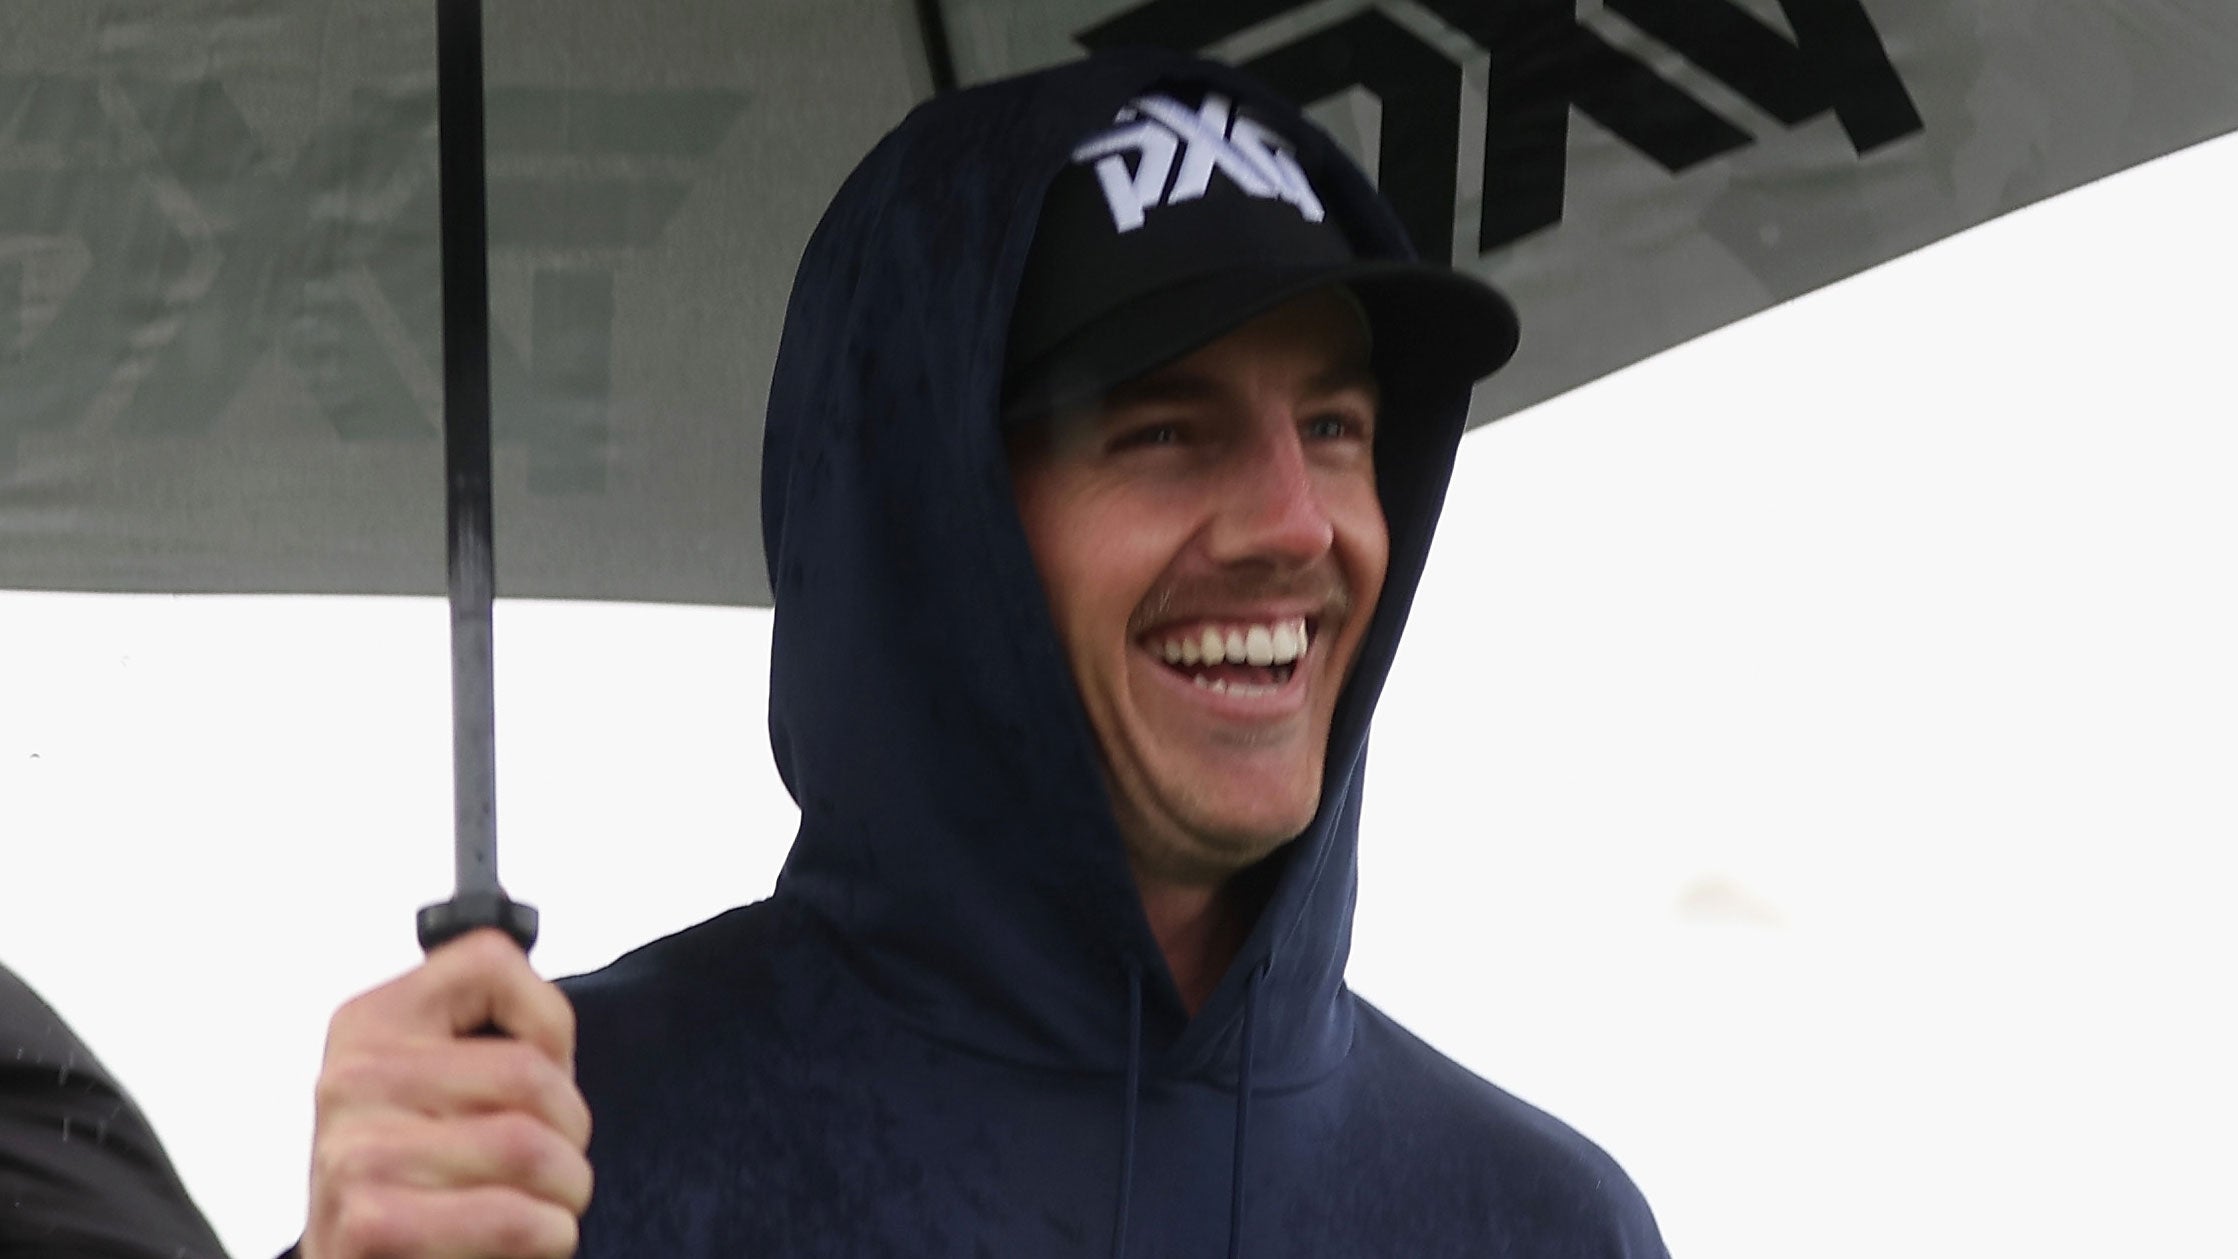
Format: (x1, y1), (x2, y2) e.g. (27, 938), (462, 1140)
(3, 130), (2234, 1259)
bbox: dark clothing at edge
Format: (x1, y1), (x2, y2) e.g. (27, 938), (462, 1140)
(558, 50), (1668, 1259)
(2, 961), (229, 1259)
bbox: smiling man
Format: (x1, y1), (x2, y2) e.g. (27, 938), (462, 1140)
(293, 49), (1665, 1259)
(1007, 291), (1388, 1009)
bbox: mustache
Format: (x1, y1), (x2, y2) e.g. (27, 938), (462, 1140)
(1126, 562), (1354, 636)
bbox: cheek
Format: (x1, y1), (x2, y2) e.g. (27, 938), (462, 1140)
(1015, 484), (1166, 651)
(1331, 480), (1390, 606)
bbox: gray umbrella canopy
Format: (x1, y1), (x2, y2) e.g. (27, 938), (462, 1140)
(3, 0), (2235, 606)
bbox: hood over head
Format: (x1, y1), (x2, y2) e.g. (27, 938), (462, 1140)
(762, 48), (1492, 1089)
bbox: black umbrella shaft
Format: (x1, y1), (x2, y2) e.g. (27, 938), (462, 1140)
(438, 0), (497, 899)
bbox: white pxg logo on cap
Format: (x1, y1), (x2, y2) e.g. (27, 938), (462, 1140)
(1071, 92), (1327, 234)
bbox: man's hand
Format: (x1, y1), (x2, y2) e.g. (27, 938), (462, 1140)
(303, 928), (592, 1259)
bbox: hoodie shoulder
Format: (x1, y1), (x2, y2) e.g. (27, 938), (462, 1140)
(1328, 995), (1671, 1258)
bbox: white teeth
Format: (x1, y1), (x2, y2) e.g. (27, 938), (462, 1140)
(1245, 625), (1274, 666)
(1270, 623), (1298, 663)
(1155, 618), (1313, 669)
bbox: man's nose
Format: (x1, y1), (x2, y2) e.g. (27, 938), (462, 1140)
(1206, 419), (1335, 566)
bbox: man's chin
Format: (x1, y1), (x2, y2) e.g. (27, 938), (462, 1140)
(1172, 793), (1322, 873)
(1116, 793), (1312, 884)
(1110, 736), (1326, 878)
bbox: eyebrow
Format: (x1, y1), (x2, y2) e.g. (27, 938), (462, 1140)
(1099, 361), (1378, 412)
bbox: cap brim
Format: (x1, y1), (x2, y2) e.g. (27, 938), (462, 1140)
(1003, 261), (1519, 422)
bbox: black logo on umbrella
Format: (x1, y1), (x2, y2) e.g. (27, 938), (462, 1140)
(1079, 0), (1925, 259)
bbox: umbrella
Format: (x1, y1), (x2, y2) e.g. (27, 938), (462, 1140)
(3, 0), (2232, 605)
(2, 2), (2234, 1254)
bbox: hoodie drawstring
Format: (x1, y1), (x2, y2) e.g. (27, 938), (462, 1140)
(1110, 962), (1144, 1259)
(1227, 959), (1267, 1259)
(1111, 956), (1267, 1259)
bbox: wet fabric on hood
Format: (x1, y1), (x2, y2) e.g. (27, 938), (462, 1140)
(565, 48), (1667, 1258)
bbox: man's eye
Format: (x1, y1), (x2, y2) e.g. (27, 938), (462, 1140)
(1112, 423), (1181, 450)
(1305, 413), (1367, 442)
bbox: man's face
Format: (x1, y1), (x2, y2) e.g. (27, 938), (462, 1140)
(1009, 288), (1389, 886)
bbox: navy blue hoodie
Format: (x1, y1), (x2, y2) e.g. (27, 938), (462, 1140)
(564, 49), (1668, 1259)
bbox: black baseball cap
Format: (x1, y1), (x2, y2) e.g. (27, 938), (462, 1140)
(1002, 85), (1519, 421)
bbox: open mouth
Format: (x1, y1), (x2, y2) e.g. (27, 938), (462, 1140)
(1138, 616), (1312, 697)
